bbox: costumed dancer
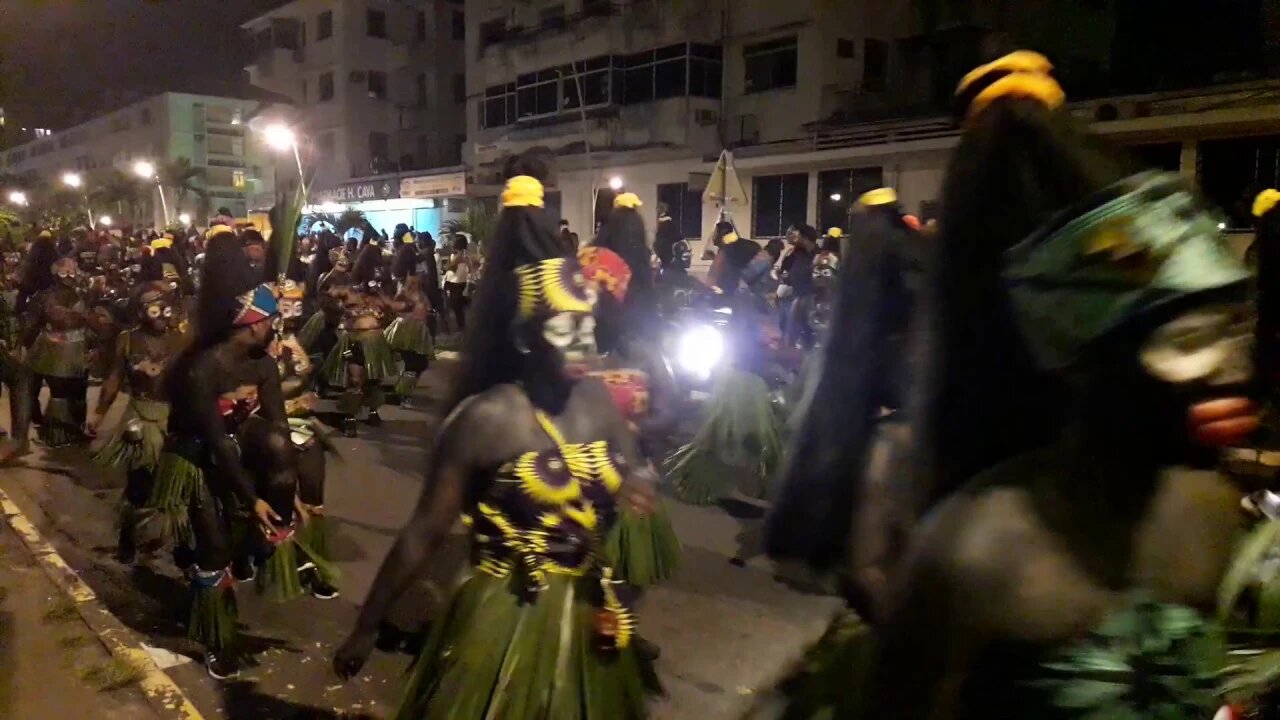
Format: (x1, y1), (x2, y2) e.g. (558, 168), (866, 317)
(322, 245), (396, 437)
(148, 227), (307, 679)
(857, 51), (1264, 718)
(89, 282), (186, 563)
(272, 279), (340, 600)
(384, 272), (433, 407)
(299, 244), (352, 366)
(0, 251), (31, 461)
(22, 254), (91, 447)
(584, 194), (681, 590)
(333, 251), (660, 719)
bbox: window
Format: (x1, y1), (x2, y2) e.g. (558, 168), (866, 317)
(367, 9), (387, 38)
(318, 132), (336, 154)
(416, 73), (428, 107)
(582, 0), (611, 17)
(301, 79), (308, 103)
(562, 56), (611, 110)
(368, 70), (388, 99)
(452, 73), (466, 104)
(862, 38), (888, 91)
(688, 43), (723, 99)
(140, 108), (152, 125)
(818, 167), (883, 232)
(540, 4), (566, 29)
(837, 38), (854, 59)
(369, 131), (390, 161)
(743, 36), (797, 93)
(482, 83), (517, 128)
(318, 11), (333, 40)
(416, 11), (427, 41)
(319, 71), (335, 101)
(452, 10), (465, 40)
(657, 182), (703, 239)
(516, 69), (561, 118)
(752, 173), (808, 238)
(480, 19), (505, 49)
(232, 170), (246, 189)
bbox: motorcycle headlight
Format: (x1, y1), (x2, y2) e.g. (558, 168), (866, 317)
(676, 324), (724, 380)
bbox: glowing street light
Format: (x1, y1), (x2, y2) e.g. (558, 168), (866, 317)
(262, 123), (307, 196)
(178, 213), (192, 226)
(99, 215), (113, 227)
(133, 160), (156, 179)
(829, 193), (842, 201)
(7, 191), (27, 206)
(607, 176), (624, 191)
(62, 172), (83, 188)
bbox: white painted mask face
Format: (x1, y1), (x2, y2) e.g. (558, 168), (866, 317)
(1139, 303), (1254, 388)
(541, 311), (596, 364)
(279, 299), (303, 319)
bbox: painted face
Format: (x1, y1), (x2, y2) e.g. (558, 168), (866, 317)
(53, 260), (78, 285)
(279, 298), (304, 332)
(673, 240), (692, 270)
(812, 253), (839, 285)
(1140, 304), (1253, 389)
(541, 311), (597, 365)
(142, 300), (173, 330)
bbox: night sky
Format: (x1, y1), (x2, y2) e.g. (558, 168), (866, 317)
(0, 0), (290, 129)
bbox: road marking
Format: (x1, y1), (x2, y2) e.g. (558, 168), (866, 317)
(0, 486), (206, 720)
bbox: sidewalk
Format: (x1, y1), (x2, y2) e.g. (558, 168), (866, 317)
(0, 518), (155, 719)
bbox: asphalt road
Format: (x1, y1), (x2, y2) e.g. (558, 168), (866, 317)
(0, 359), (842, 719)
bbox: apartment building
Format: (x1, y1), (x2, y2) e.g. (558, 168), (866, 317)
(0, 92), (280, 224)
(244, 0), (470, 235)
(467, 0), (1280, 247)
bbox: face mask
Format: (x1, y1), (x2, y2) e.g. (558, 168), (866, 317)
(540, 311), (597, 365)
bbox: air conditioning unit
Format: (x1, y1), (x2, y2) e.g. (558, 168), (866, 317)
(350, 71), (367, 83)
(694, 109), (718, 126)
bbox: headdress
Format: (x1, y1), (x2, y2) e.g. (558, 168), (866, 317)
(1254, 189), (1280, 218)
(954, 50), (1065, 125)
(401, 232), (415, 244)
(206, 224), (234, 240)
(232, 284), (279, 327)
(826, 227), (845, 238)
(858, 187), (898, 207)
(278, 279), (304, 301)
(1003, 172), (1249, 370)
(613, 193), (642, 209)
(515, 257), (595, 320)
(151, 235), (174, 250)
(502, 175), (545, 208)
(577, 246), (632, 301)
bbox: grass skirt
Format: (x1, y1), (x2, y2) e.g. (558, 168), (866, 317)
(257, 525), (340, 602)
(763, 610), (873, 720)
(92, 398), (169, 471)
(394, 572), (657, 720)
(188, 580), (238, 651)
(385, 317), (433, 356)
(297, 311), (328, 351)
(603, 503), (681, 588)
(297, 514), (340, 586)
(664, 368), (783, 505)
(38, 397), (83, 447)
(322, 330), (398, 387)
(148, 449), (200, 546)
(28, 332), (87, 378)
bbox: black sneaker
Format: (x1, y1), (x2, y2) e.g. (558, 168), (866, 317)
(231, 557), (256, 583)
(310, 580), (340, 600)
(342, 417), (358, 438)
(365, 411), (383, 427)
(205, 649), (240, 680)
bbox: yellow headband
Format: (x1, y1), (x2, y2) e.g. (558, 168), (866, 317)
(206, 224), (234, 239)
(858, 187), (897, 207)
(1255, 189), (1280, 218)
(150, 237), (173, 250)
(38, 230), (52, 239)
(613, 192), (642, 209)
(826, 227), (844, 238)
(515, 257), (594, 320)
(957, 50), (1055, 95)
(502, 175), (545, 208)
(721, 231), (739, 245)
(401, 232), (415, 244)
(966, 73), (1065, 124)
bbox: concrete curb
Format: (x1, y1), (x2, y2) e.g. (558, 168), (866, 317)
(0, 486), (206, 720)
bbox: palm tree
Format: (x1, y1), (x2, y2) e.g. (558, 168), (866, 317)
(90, 171), (145, 224)
(159, 157), (209, 221)
(302, 207), (367, 235)
(442, 203), (499, 256)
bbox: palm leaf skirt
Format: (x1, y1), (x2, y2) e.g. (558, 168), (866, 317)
(27, 332), (86, 378)
(663, 368), (783, 505)
(393, 572), (656, 720)
(602, 502), (681, 588)
(147, 449), (201, 546)
(761, 611), (874, 720)
(297, 311), (328, 351)
(322, 330), (399, 386)
(91, 398), (169, 471)
(384, 317), (434, 356)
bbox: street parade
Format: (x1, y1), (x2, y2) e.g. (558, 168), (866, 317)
(6, 0), (1280, 717)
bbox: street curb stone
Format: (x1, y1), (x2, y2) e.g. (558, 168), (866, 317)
(0, 486), (206, 720)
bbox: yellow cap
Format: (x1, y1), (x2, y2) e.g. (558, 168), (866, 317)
(826, 227), (844, 238)
(858, 187), (898, 207)
(502, 175), (545, 208)
(1255, 189), (1280, 218)
(150, 237), (173, 250)
(613, 192), (642, 209)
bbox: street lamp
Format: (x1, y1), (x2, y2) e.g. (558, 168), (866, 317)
(7, 191), (27, 206)
(829, 193), (842, 201)
(99, 215), (113, 227)
(262, 123), (307, 196)
(132, 160), (170, 225)
(608, 176), (624, 191)
(178, 212), (192, 226)
(62, 172), (83, 189)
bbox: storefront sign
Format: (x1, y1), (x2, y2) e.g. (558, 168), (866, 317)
(401, 171), (467, 199)
(314, 179), (400, 204)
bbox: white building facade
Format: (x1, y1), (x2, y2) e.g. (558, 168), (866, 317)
(0, 92), (280, 225)
(244, 0), (470, 237)
(466, 0), (1280, 250)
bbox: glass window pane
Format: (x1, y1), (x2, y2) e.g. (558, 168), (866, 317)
(654, 60), (686, 99)
(625, 66), (653, 104)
